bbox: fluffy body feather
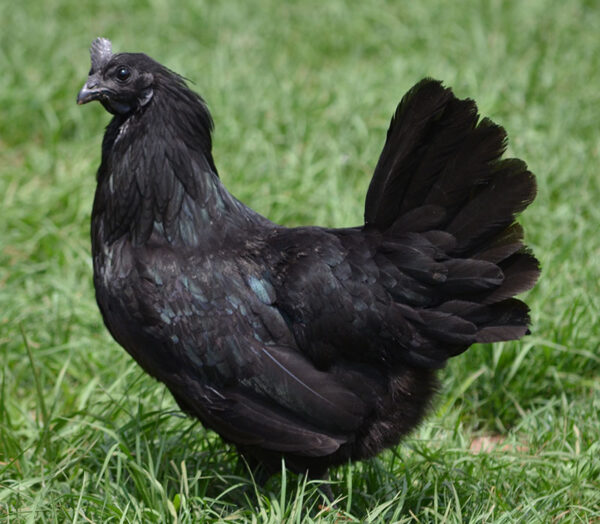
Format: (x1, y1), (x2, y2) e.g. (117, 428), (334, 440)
(79, 39), (539, 481)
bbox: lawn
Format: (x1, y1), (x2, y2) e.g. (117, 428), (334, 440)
(1, 0), (599, 521)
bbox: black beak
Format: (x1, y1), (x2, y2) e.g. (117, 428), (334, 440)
(77, 79), (102, 105)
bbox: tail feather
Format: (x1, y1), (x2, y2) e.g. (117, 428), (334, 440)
(366, 79), (539, 359)
(472, 223), (524, 263)
(484, 252), (540, 304)
(388, 205), (447, 235)
(398, 98), (479, 214)
(365, 79), (454, 229)
(446, 159), (536, 254)
(437, 299), (531, 343)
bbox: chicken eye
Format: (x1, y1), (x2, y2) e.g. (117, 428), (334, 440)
(116, 67), (131, 82)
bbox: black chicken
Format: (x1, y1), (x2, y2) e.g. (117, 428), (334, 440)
(78, 38), (539, 484)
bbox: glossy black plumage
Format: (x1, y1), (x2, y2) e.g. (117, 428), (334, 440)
(79, 38), (539, 482)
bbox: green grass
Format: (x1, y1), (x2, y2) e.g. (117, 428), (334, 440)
(1, 0), (599, 521)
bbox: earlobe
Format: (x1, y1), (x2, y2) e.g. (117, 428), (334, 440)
(139, 72), (154, 107)
(140, 88), (154, 106)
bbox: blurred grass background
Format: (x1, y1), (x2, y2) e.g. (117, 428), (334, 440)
(1, 0), (599, 521)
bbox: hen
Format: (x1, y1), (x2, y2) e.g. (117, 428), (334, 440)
(78, 38), (539, 483)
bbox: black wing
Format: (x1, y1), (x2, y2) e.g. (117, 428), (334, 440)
(107, 245), (377, 458)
